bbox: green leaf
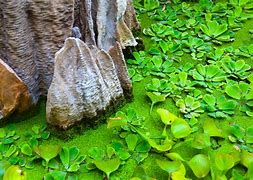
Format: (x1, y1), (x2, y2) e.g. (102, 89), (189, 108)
(241, 150), (253, 168)
(34, 145), (61, 163)
(21, 144), (33, 156)
(93, 158), (121, 178)
(156, 108), (178, 125)
(230, 124), (245, 141)
(148, 138), (174, 152)
(146, 92), (166, 114)
(125, 134), (138, 151)
(189, 154), (210, 178)
(0, 128), (6, 138)
(203, 119), (223, 137)
(171, 118), (191, 139)
(246, 127), (253, 143)
(171, 163), (188, 180)
(159, 41), (169, 53)
(60, 147), (70, 169)
(44, 170), (67, 180)
(225, 84), (241, 100)
(203, 94), (216, 107)
(107, 118), (127, 129)
(165, 153), (185, 162)
(88, 147), (105, 161)
(191, 133), (211, 149)
(156, 159), (181, 174)
(3, 165), (27, 180)
(135, 141), (151, 153)
(215, 153), (235, 172)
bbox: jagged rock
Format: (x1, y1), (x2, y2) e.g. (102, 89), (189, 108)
(74, 0), (138, 50)
(0, 0), (139, 126)
(0, 0), (138, 104)
(0, 0), (74, 103)
(46, 38), (126, 129)
(0, 59), (31, 120)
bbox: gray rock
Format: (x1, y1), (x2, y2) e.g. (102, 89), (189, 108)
(46, 38), (127, 129)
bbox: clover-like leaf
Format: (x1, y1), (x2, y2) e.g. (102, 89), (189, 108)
(146, 92), (167, 114)
(93, 158), (121, 178)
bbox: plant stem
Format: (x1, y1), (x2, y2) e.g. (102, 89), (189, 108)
(150, 103), (155, 114)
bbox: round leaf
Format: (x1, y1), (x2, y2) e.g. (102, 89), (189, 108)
(171, 118), (191, 139)
(189, 154), (210, 178)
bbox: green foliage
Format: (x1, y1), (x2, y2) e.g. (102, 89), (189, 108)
(93, 158), (121, 178)
(190, 64), (226, 91)
(34, 145), (61, 171)
(146, 92), (167, 113)
(200, 20), (235, 44)
(234, 44), (253, 59)
(188, 154), (210, 178)
(225, 81), (253, 116)
(60, 147), (85, 172)
(202, 94), (237, 118)
(171, 118), (191, 139)
(176, 96), (204, 119)
(3, 165), (26, 180)
(221, 59), (251, 79)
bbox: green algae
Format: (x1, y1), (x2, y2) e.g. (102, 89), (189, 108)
(2, 3), (253, 180)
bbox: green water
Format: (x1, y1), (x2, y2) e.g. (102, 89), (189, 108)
(3, 4), (253, 180)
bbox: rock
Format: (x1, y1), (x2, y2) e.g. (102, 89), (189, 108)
(0, 59), (31, 120)
(0, 0), (138, 104)
(74, 0), (138, 50)
(46, 38), (127, 129)
(0, 0), (139, 126)
(0, 0), (74, 103)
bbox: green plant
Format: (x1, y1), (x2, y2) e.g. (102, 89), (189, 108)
(229, 0), (253, 13)
(183, 37), (211, 60)
(225, 81), (253, 116)
(176, 96), (204, 119)
(34, 145), (61, 171)
(188, 154), (210, 178)
(128, 68), (144, 82)
(200, 20), (235, 44)
(221, 59), (251, 80)
(202, 94), (237, 118)
(234, 44), (253, 59)
(24, 125), (50, 147)
(190, 64), (226, 91)
(93, 158), (121, 179)
(170, 72), (195, 94)
(145, 78), (172, 94)
(146, 92), (167, 113)
(60, 146), (85, 173)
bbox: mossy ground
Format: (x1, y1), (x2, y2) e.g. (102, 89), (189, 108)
(2, 6), (253, 180)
